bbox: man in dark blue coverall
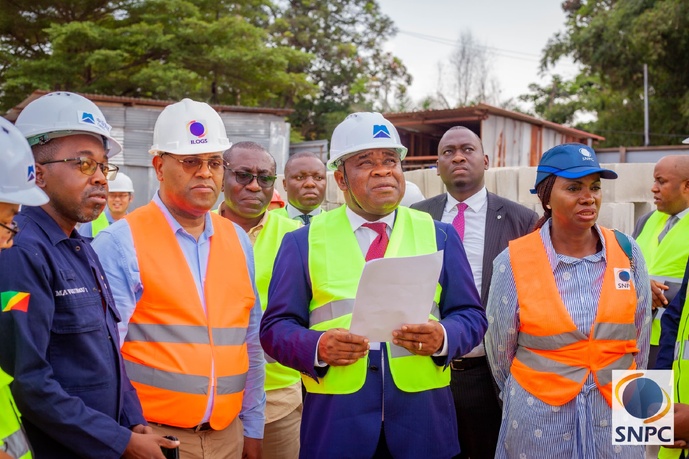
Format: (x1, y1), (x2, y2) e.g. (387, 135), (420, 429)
(0, 92), (178, 458)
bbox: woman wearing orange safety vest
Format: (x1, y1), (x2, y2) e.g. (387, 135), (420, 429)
(485, 143), (652, 458)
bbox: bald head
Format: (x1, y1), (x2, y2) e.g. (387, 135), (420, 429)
(652, 155), (689, 215)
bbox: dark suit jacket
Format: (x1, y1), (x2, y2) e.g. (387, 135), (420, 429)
(412, 191), (538, 308)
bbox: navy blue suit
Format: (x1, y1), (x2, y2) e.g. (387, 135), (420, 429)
(260, 211), (486, 459)
(0, 207), (145, 458)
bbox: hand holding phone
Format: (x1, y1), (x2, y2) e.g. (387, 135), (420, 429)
(161, 435), (179, 459)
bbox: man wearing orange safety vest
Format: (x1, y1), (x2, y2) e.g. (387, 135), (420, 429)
(93, 99), (265, 459)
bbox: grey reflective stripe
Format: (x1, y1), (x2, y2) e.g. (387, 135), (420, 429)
(309, 299), (355, 328)
(212, 327), (247, 346)
(595, 353), (635, 386)
(515, 347), (588, 383)
(389, 344), (413, 358)
(592, 323), (637, 341)
(126, 323), (210, 344)
(3, 428), (30, 458)
(517, 330), (586, 350)
(124, 360), (209, 394)
(675, 342), (681, 361)
(430, 302), (440, 320)
(217, 373), (248, 395)
(683, 341), (689, 360)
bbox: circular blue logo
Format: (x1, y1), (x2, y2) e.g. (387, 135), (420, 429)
(621, 377), (664, 419)
(618, 270), (631, 282)
(187, 120), (206, 138)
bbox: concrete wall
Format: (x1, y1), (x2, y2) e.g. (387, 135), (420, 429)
(300, 163), (656, 234)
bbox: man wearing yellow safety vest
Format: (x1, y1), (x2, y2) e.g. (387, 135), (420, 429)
(78, 171), (134, 238)
(633, 155), (689, 369)
(92, 99), (265, 459)
(217, 141), (302, 459)
(271, 151), (327, 225)
(260, 112), (487, 459)
(0, 117), (44, 459)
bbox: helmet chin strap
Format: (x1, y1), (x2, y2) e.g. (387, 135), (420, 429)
(341, 161), (364, 213)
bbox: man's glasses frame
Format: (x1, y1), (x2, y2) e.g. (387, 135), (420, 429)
(224, 168), (277, 189)
(160, 153), (226, 175)
(39, 157), (119, 180)
(0, 221), (18, 243)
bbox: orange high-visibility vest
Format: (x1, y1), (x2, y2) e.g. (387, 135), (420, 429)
(509, 227), (638, 407)
(122, 202), (255, 429)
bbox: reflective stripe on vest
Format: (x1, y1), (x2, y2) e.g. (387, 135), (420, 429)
(660, 291), (689, 459)
(91, 210), (110, 237)
(305, 205), (445, 395)
(637, 211), (689, 345)
(509, 227), (638, 407)
(123, 203), (253, 429)
(253, 212), (302, 391)
(0, 369), (32, 459)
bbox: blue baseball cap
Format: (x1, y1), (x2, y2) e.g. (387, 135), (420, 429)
(530, 143), (617, 194)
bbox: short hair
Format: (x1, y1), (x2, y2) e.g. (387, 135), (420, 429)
(224, 141), (276, 171)
(285, 151), (325, 174)
(32, 139), (62, 164)
(444, 126), (485, 153)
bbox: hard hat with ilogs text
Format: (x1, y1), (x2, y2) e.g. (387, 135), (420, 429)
(15, 92), (122, 158)
(0, 117), (49, 206)
(149, 98), (231, 156)
(327, 112), (407, 171)
(108, 172), (134, 193)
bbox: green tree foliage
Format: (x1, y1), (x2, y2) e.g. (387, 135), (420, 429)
(270, 0), (412, 140)
(0, 0), (316, 111)
(526, 0), (689, 146)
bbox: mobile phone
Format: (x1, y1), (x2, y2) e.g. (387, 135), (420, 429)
(161, 435), (179, 459)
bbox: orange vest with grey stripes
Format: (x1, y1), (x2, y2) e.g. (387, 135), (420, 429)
(121, 202), (255, 429)
(508, 227), (638, 407)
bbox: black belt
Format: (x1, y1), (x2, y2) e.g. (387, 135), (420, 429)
(155, 422), (213, 433)
(450, 355), (488, 371)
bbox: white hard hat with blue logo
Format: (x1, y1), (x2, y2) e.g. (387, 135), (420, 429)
(149, 98), (231, 156)
(327, 112), (407, 170)
(15, 92), (122, 158)
(0, 117), (49, 206)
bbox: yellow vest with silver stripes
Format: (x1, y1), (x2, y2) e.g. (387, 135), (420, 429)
(0, 368), (32, 459)
(305, 205), (446, 394)
(254, 212), (303, 391)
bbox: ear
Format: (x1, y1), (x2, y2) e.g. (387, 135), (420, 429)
(436, 160), (440, 176)
(35, 164), (47, 189)
(334, 169), (348, 192)
(282, 178), (287, 189)
(484, 155), (489, 170)
(152, 155), (164, 181)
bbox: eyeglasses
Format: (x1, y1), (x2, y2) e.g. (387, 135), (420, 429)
(160, 153), (226, 175)
(0, 221), (18, 243)
(39, 157), (119, 180)
(224, 168), (277, 188)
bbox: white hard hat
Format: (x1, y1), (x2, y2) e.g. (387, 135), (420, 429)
(108, 172), (134, 193)
(0, 117), (49, 206)
(149, 98), (231, 156)
(15, 92), (122, 158)
(683, 137), (689, 144)
(327, 112), (407, 171)
(400, 181), (425, 207)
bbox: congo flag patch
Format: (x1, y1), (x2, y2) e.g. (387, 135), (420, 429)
(1, 291), (30, 313)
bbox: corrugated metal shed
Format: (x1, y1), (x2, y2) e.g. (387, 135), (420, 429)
(385, 103), (604, 169)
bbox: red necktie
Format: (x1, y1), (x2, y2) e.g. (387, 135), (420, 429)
(362, 222), (389, 261)
(452, 202), (468, 241)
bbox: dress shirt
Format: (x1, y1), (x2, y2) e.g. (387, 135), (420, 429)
(486, 220), (651, 458)
(285, 203), (322, 220)
(0, 206), (145, 458)
(78, 207), (115, 238)
(443, 188), (487, 358)
(442, 188), (487, 295)
(92, 193), (265, 439)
